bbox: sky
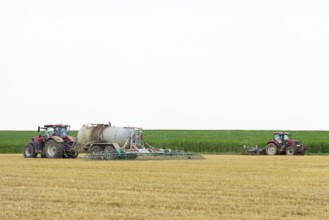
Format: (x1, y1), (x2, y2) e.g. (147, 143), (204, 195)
(1, 0), (329, 130)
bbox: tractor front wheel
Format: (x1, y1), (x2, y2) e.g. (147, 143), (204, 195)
(266, 143), (278, 155)
(23, 143), (37, 158)
(286, 146), (297, 155)
(44, 140), (65, 158)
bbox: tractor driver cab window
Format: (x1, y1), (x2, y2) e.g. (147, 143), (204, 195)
(59, 127), (67, 138)
(46, 127), (54, 137)
(274, 134), (281, 142)
(283, 134), (289, 140)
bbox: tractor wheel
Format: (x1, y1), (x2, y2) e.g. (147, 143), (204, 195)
(67, 150), (79, 158)
(62, 154), (69, 158)
(63, 142), (79, 158)
(69, 153), (78, 158)
(266, 143), (278, 155)
(23, 143), (37, 158)
(44, 139), (65, 158)
(286, 146), (297, 155)
(90, 145), (103, 154)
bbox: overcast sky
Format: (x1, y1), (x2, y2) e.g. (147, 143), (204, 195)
(1, 0), (328, 130)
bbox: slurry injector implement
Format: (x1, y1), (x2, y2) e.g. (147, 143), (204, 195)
(78, 123), (205, 160)
(84, 149), (205, 160)
(243, 132), (308, 156)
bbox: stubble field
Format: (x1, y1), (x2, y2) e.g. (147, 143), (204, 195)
(0, 154), (328, 219)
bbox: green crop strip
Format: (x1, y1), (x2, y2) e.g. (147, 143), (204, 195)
(1, 130), (328, 154)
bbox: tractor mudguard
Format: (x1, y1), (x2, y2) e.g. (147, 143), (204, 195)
(48, 136), (64, 143)
(66, 136), (76, 142)
(286, 139), (297, 146)
(33, 135), (45, 144)
(266, 141), (279, 147)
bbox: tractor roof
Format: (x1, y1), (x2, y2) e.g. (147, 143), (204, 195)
(43, 124), (70, 128)
(273, 132), (290, 135)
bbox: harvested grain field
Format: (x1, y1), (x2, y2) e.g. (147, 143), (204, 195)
(0, 154), (328, 219)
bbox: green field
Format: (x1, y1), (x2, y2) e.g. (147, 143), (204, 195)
(144, 130), (329, 154)
(0, 130), (328, 154)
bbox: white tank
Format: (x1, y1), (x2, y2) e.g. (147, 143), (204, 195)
(77, 123), (143, 148)
(101, 126), (132, 146)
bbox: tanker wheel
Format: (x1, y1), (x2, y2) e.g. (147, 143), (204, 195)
(104, 146), (115, 153)
(23, 143), (37, 158)
(90, 146), (103, 154)
(285, 146), (297, 155)
(266, 143), (278, 155)
(44, 139), (65, 158)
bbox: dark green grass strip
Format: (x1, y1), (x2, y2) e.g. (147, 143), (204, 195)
(0, 130), (328, 154)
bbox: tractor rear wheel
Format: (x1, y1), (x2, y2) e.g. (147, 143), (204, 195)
(63, 142), (79, 158)
(266, 143), (278, 155)
(23, 143), (37, 158)
(44, 139), (65, 158)
(70, 153), (78, 158)
(90, 145), (103, 154)
(286, 146), (297, 155)
(67, 150), (79, 158)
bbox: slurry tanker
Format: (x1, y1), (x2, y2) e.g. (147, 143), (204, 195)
(77, 123), (148, 154)
(77, 122), (205, 160)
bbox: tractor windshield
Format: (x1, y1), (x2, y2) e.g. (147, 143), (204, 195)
(274, 133), (291, 142)
(283, 134), (290, 140)
(58, 127), (68, 138)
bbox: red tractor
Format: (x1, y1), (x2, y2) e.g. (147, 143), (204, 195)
(243, 132), (307, 155)
(23, 124), (79, 159)
(265, 132), (307, 155)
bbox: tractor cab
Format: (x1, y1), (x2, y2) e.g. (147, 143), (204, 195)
(273, 132), (290, 145)
(272, 132), (298, 148)
(54, 126), (68, 138)
(40, 124), (70, 139)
